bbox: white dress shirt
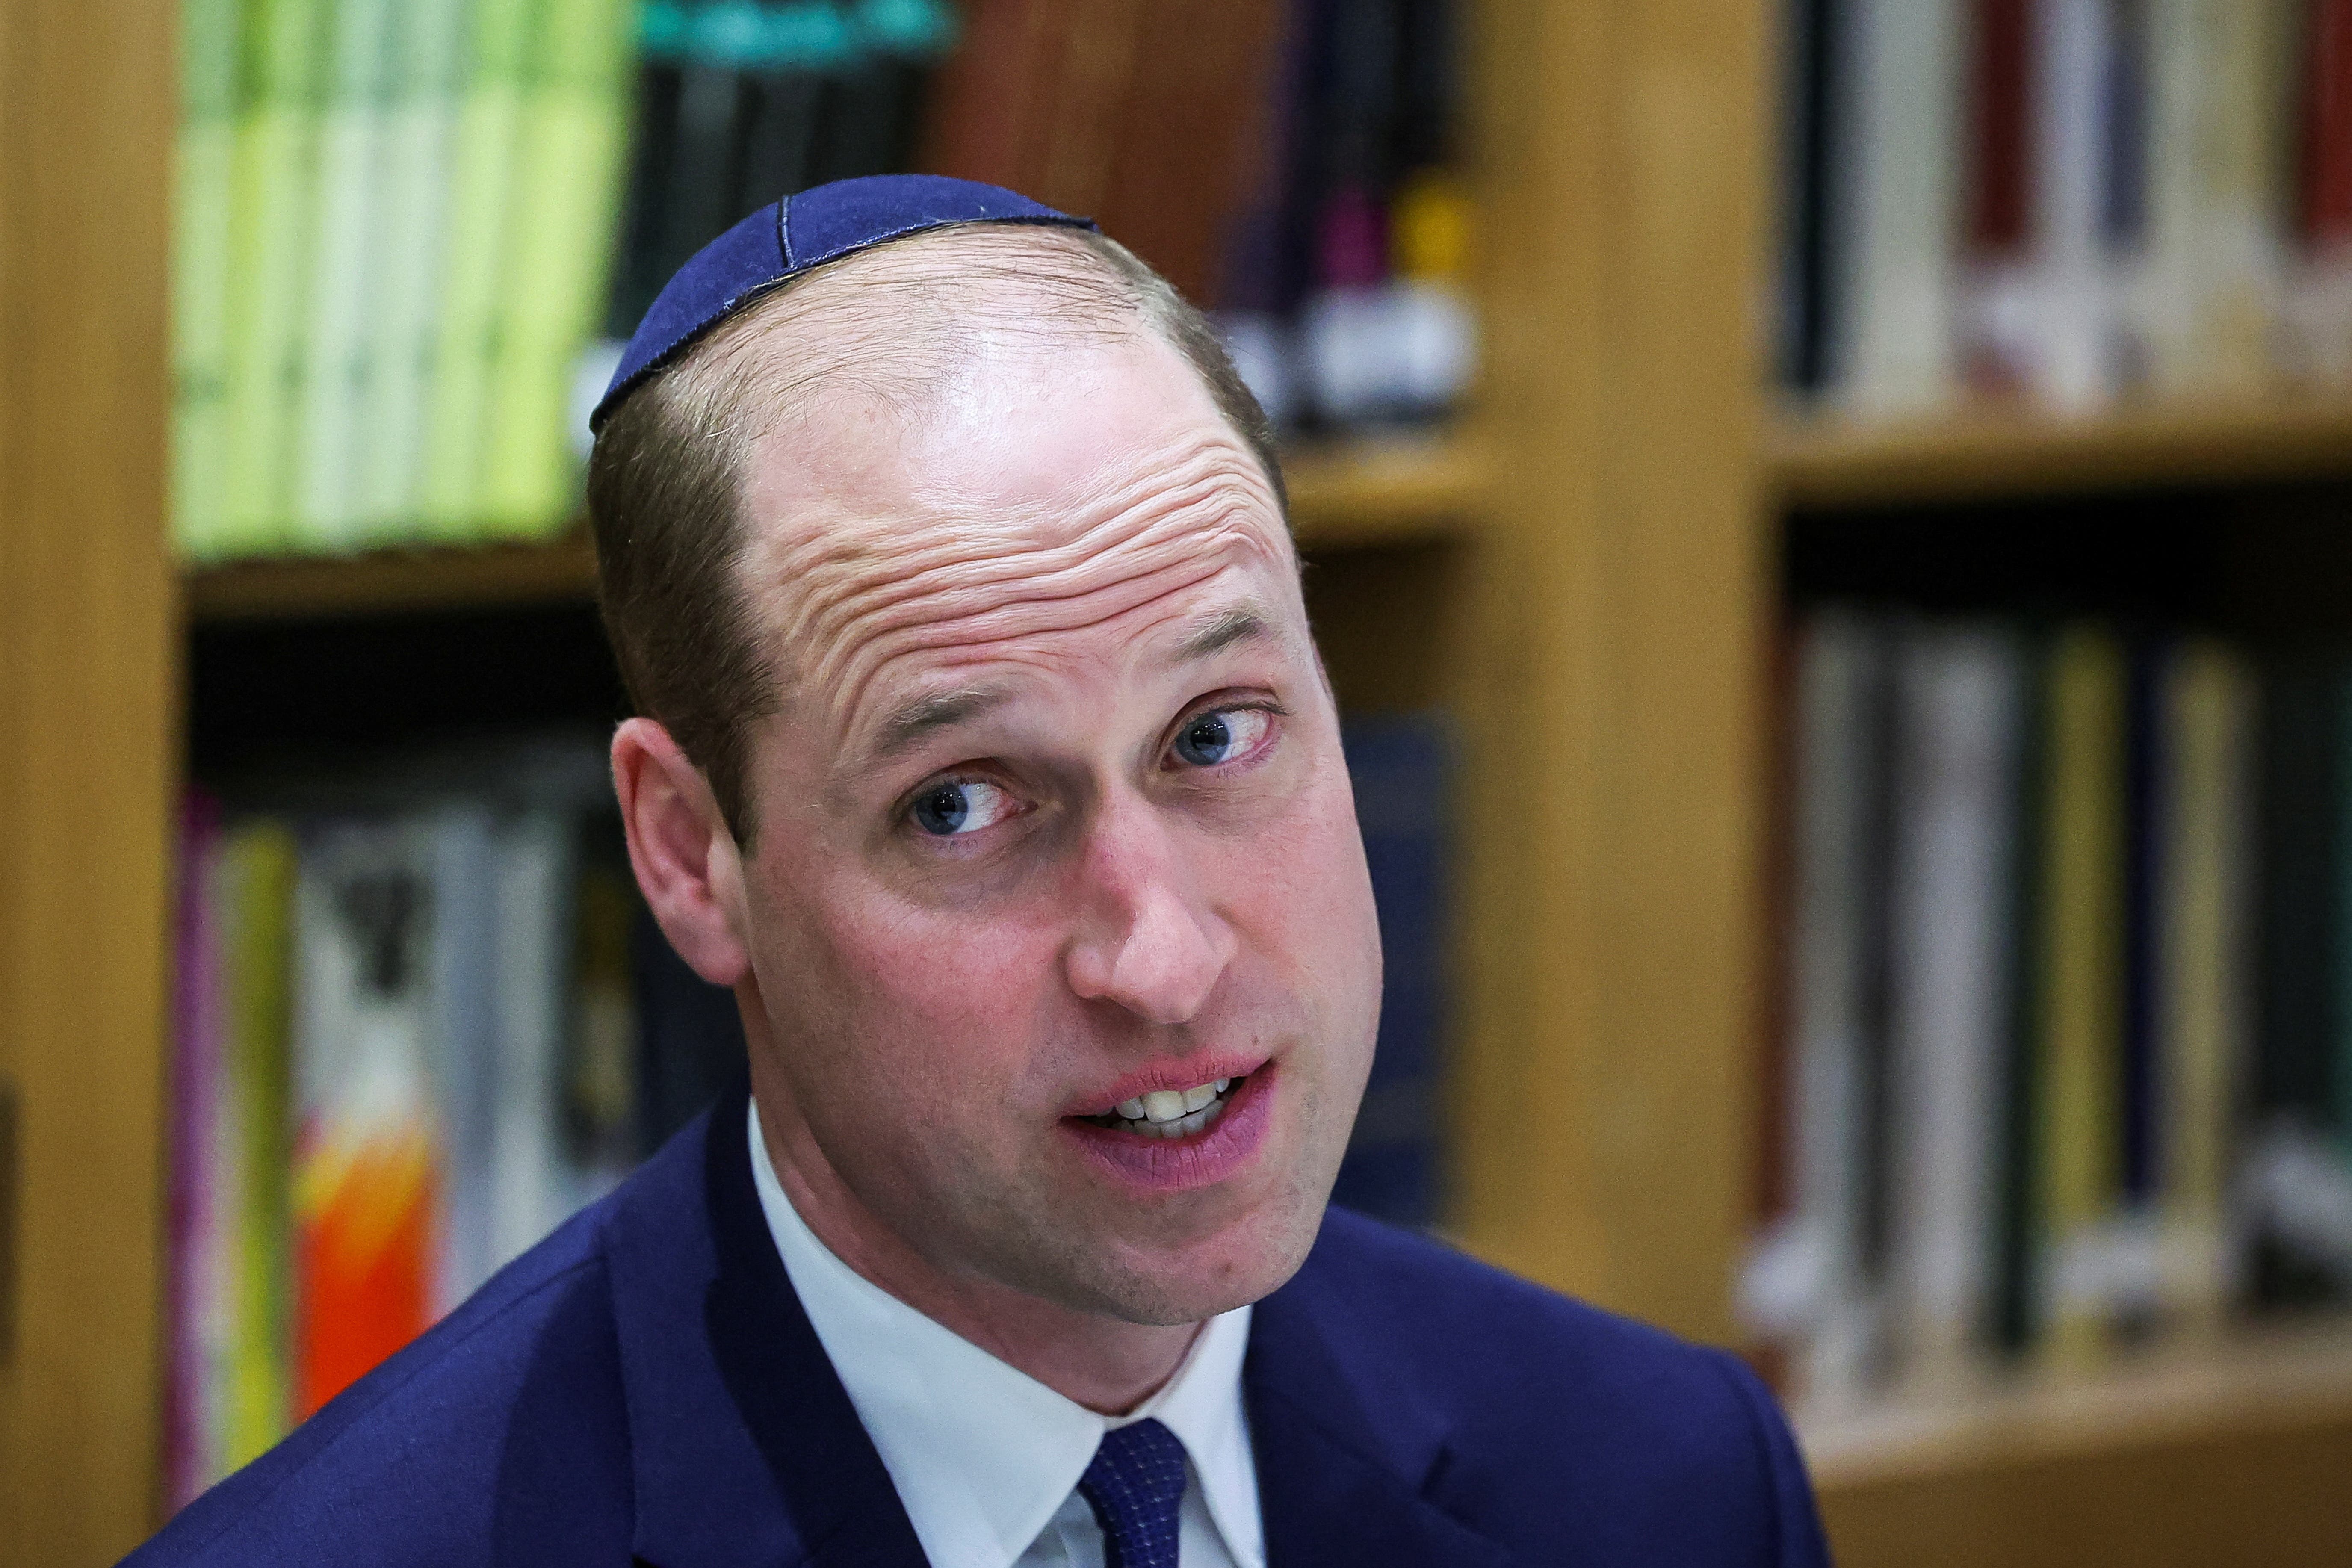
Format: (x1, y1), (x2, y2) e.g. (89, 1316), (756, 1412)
(748, 1099), (1265, 1568)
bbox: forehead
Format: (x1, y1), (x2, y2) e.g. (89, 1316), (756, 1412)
(734, 325), (1298, 747)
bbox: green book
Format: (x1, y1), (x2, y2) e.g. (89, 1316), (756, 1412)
(354, 0), (470, 546)
(291, 0), (394, 552)
(174, 0), (244, 560)
(417, 0), (535, 540)
(216, 0), (329, 560)
(477, 0), (633, 539)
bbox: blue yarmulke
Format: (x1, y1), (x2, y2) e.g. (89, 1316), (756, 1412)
(591, 174), (1096, 432)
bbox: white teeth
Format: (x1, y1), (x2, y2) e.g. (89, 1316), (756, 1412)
(1214, 1078), (1230, 1093)
(1141, 1089), (1188, 1122)
(1116, 1097), (1147, 1120)
(1182, 1082), (1219, 1113)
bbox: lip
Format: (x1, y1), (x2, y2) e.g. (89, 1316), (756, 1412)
(1065, 1052), (1272, 1119)
(1059, 1063), (1277, 1193)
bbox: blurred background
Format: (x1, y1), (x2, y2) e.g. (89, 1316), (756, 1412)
(2, 0), (2351, 1561)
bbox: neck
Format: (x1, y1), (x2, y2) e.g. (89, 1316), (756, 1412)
(751, 1078), (1201, 1415)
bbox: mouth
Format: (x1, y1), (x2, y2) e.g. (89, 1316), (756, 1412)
(1078, 1073), (1248, 1140)
(1059, 1066), (1276, 1193)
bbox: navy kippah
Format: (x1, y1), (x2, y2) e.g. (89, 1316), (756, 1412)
(590, 174), (1096, 432)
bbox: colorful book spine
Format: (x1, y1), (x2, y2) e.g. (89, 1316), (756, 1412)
(165, 798), (226, 1508)
(291, 824), (440, 1420)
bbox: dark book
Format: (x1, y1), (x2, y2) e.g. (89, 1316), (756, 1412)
(2119, 637), (2166, 1211)
(1993, 629), (2052, 1354)
(1778, 0), (1839, 392)
(1329, 712), (1451, 1229)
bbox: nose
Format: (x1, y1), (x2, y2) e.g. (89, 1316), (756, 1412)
(1061, 792), (1237, 1025)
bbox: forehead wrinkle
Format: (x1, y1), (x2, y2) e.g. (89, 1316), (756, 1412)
(763, 440), (1288, 733)
(827, 544), (1253, 758)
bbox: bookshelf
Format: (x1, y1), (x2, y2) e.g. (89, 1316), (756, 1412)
(9, 0), (2349, 1566)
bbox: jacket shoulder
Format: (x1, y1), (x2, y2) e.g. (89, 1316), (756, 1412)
(124, 1202), (636, 1568)
(1289, 1208), (1830, 1567)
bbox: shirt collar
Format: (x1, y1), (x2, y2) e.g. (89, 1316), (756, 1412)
(747, 1098), (1263, 1568)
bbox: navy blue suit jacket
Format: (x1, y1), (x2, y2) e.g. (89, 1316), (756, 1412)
(128, 1082), (1831, 1568)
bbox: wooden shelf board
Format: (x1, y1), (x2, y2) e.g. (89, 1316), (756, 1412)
(184, 532), (599, 622)
(1283, 431), (1490, 545)
(1770, 398), (2352, 510)
(179, 436), (1491, 622)
(1800, 1318), (2352, 1492)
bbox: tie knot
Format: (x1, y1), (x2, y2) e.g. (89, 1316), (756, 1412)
(1077, 1417), (1189, 1568)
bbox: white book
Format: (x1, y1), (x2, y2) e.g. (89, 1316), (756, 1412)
(2032, 0), (2120, 412)
(424, 804), (500, 1312)
(1834, 0), (1965, 415)
(2144, 0), (2294, 397)
(292, 0), (396, 549)
(1789, 610), (1894, 1407)
(489, 810), (580, 1270)
(1887, 625), (2024, 1382)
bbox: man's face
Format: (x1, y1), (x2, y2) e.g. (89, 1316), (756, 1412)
(729, 325), (1381, 1326)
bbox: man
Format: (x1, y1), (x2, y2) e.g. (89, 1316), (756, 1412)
(130, 176), (1828, 1568)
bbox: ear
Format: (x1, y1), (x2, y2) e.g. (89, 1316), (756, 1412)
(612, 716), (752, 987)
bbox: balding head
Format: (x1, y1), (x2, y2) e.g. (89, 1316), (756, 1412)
(588, 224), (1285, 844)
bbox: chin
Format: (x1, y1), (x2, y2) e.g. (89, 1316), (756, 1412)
(1073, 1167), (1336, 1326)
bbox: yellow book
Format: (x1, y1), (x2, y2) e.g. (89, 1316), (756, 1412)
(2036, 626), (2127, 1371)
(2157, 641), (2252, 1341)
(214, 818), (299, 1472)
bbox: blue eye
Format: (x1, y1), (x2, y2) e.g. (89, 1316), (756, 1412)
(1171, 708), (1271, 768)
(910, 778), (1015, 837)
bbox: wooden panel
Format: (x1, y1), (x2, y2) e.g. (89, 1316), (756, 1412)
(1773, 399), (2352, 510)
(0, 0), (178, 1557)
(1457, 0), (1771, 1343)
(1820, 1409), (2352, 1568)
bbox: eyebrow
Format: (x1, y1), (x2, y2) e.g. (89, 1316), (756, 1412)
(865, 603), (1281, 764)
(872, 685), (1012, 762)
(1170, 604), (1277, 664)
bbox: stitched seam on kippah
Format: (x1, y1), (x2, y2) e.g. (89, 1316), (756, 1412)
(777, 194), (795, 270)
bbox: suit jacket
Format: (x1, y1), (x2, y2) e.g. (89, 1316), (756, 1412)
(128, 1081), (1831, 1568)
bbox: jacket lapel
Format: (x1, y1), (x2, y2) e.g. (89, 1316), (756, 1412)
(1245, 1235), (1522, 1568)
(603, 1081), (931, 1568)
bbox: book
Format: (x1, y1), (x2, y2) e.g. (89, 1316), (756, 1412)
(216, 0), (330, 560)
(165, 799), (226, 1508)
(477, 0), (634, 537)
(2288, 0), (2352, 386)
(2034, 624), (2127, 1370)
(1329, 713), (1451, 1229)
(1833, 0), (1965, 413)
(351, 0), (470, 544)
(1886, 625), (2024, 1379)
(215, 818), (301, 1473)
(1956, 0), (2037, 399)
(417, 0), (535, 539)
(290, 820), (442, 1419)
(173, 0), (246, 558)
(290, 0), (394, 549)
(2157, 639), (2254, 1338)
(1787, 611), (1897, 1404)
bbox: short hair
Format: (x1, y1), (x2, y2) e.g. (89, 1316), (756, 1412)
(587, 224), (1287, 845)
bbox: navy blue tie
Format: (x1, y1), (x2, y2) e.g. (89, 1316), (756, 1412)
(1076, 1417), (1189, 1568)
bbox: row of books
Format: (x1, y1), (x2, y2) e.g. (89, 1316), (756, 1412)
(163, 714), (1451, 1504)
(1746, 611), (2352, 1410)
(1207, 0), (1475, 432)
(173, 0), (637, 562)
(1780, 0), (2352, 417)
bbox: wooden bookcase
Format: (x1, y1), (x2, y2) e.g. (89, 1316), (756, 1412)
(6, 0), (2350, 1562)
